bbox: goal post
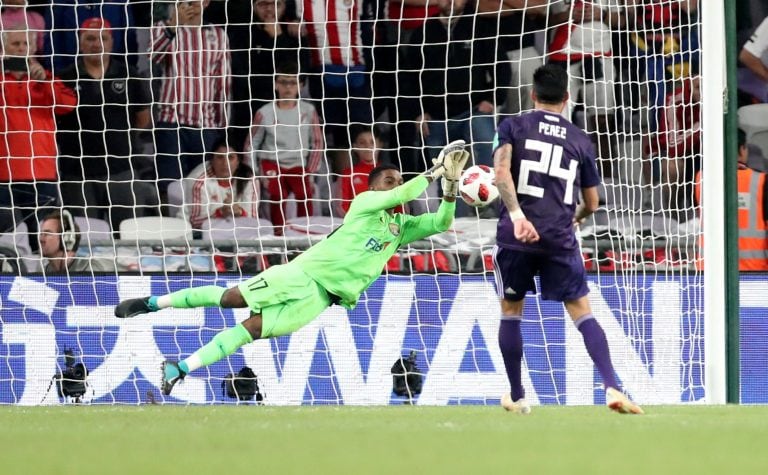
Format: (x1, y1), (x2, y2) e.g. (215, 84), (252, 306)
(0, 0), (744, 406)
(723, 0), (741, 404)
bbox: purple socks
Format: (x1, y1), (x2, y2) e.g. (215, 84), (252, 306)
(575, 314), (620, 390)
(498, 317), (525, 401)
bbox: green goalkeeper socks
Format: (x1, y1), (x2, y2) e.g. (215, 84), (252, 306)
(182, 323), (254, 372)
(165, 285), (227, 309)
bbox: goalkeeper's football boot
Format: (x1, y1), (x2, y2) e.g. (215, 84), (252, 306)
(501, 393), (531, 415)
(161, 361), (186, 396)
(114, 297), (157, 318)
(606, 387), (644, 415)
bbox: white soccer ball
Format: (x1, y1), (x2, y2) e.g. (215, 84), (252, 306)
(459, 165), (499, 207)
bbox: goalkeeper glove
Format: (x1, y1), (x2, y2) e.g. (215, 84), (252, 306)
(432, 140), (471, 197)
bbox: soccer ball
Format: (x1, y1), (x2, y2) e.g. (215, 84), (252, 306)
(459, 165), (499, 207)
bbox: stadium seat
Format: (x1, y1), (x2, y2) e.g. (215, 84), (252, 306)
(201, 217), (275, 242)
(738, 104), (768, 137)
(0, 222), (32, 273)
(284, 216), (340, 236)
(748, 130), (768, 159)
(73, 216), (112, 244)
(166, 180), (184, 217)
(746, 144), (768, 172)
(0, 221), (32, 257)
(450, 217), (498, 244)
(119, 217), (192, 241)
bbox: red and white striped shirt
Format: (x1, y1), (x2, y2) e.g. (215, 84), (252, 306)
(151, 22), (231, 128)
(185, 162), (260, 229)
(298, 0), (364, 68)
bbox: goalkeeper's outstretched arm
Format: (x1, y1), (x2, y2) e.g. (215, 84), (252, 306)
(400, 140), (471, 243)
(348, 140), (470, 215)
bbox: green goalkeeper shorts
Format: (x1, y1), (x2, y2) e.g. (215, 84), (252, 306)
(238, 262), (332, 338)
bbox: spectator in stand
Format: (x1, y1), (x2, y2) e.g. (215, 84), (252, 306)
(244, 61), (323, 233)
(645, 74), (701, 222)
(151, 0), (230, 194)
(185, 140), (259, 230)
(226, 0), (308, 148)
(39, 210), (115, 273)
(56, 18), (158, 233)
(476, 0), (547, 115)
(739, 16), (768, 104)
(628, 0), (699, 124)
(0, 0), (44, 55)
(42, 0), (137, 72)
(338, 126), (380, 216)
(387, 0), (439, 174)
(297, 0), (373, 174)
(0, 28), (76, 250)
(695, 130), (768, 271)
(360, 0), (395, 147)
(548, 0), (628, 175)
(403, 0), (509, 168)
(387, 0), (438, 45)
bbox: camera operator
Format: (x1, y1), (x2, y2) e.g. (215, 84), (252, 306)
(38, 210), (115, 273)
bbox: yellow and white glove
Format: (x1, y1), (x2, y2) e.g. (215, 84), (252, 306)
(431, 140), (471, 197)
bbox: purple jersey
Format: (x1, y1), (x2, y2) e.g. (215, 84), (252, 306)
(495, 110), (600, 253)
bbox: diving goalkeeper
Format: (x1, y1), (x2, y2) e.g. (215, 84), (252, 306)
(114, 140), (471, 395)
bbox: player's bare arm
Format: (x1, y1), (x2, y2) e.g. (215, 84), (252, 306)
(574, 186), (600, 224)
(494, 143), (539, 243)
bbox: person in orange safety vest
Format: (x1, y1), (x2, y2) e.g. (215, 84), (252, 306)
(695, 129), (768, 271)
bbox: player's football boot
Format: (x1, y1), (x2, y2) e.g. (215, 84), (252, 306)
(161, 361), (186, 396)
(501, 393), (531, 414)
(114, 297), (155, 318)
(606, 387), (644, 415)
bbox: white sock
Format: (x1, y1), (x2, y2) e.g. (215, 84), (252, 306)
(156, 295), (172, 309)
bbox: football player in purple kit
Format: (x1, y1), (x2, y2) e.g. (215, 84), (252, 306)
(492, 64), (643, 415)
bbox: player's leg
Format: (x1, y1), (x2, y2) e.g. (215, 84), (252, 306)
(161, 313), (260, 395)
(493, 246), (536, 414)
(564, 296), (621, 390)
(160, 264), (332, 395)
(114, 284), (243, 318)
(540, 250), (643, 414)
(565, 297), (643, 415)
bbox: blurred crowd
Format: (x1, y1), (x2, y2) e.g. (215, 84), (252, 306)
(0, 0), (712, 257)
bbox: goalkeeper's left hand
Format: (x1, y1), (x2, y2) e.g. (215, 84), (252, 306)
(432, 140), (471, 197)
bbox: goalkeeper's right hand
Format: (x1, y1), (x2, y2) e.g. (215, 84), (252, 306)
(431, 140), (470, 197)
(432, 140), (470, 180)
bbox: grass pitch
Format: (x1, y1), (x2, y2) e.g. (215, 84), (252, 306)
(1, 405), (766, 475)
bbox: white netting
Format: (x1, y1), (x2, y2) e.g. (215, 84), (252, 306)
(0, 0), (706, 405)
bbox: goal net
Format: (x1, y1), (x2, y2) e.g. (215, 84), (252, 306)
(0, 0), (708, 405)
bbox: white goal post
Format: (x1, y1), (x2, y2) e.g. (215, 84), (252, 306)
(0, 0), (732, 406)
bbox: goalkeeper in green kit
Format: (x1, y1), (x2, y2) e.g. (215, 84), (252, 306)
(115, 140), (470, 395)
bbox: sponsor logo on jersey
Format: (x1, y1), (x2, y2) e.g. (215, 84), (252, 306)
(365, 237), (392, 252)
(365, 237), (384, 252)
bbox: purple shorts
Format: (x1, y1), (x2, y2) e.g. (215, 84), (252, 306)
(492, 245), (589, 302)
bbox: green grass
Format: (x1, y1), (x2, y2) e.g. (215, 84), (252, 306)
(1, 405), (766, 475)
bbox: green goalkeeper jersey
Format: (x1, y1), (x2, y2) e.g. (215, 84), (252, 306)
(292, 176), (455, 309)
